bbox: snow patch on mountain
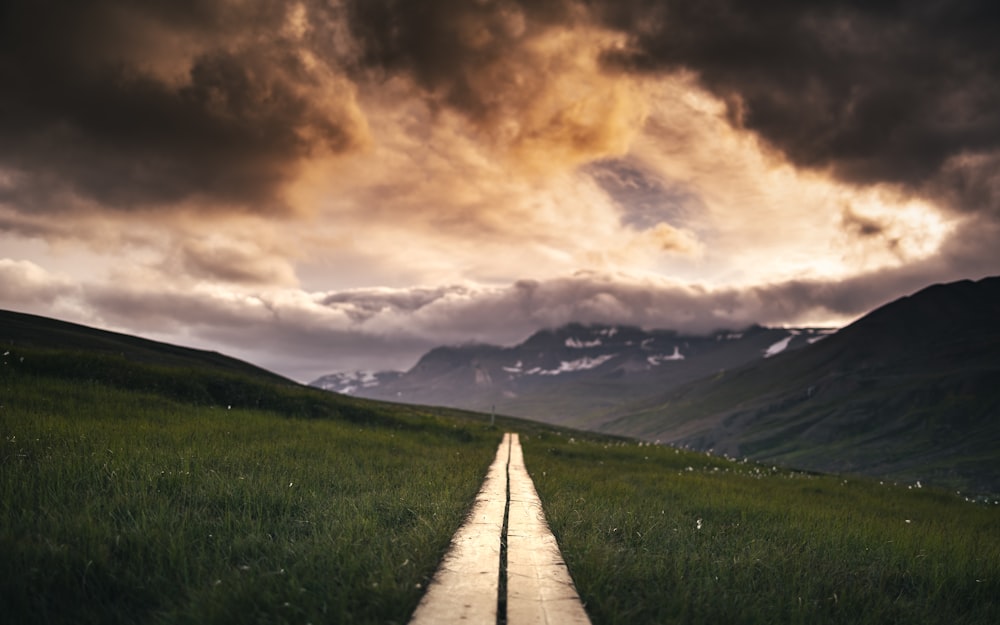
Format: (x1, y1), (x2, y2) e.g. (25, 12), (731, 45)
(313, 370), (383, 394)
(648, 346), (685, 365)
(566, 337), (602, 348)
(505, 354), (615, 376)
(763, 332), (798, 358)
(536, 354), (615, 375)
(503, 360), (524, 373)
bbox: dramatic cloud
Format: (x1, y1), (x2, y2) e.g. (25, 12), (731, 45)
(596, 0), (1000, 217)
(0, 0), (368, 214)
(1, 1), (997, 380)
(346, 0), (649, 172)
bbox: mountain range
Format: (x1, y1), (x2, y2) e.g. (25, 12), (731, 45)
(311, 323), (834, 422)
(313, 276), (1000, 493)
(2, 276), (996, 494)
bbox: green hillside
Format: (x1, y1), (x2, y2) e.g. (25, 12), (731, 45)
(525, 434), (1000, 625)
(1, 309), (291, 383)
(2, 311), (998, 624)
(598, 277), (1000, 495)
(0, 318), (514, 624)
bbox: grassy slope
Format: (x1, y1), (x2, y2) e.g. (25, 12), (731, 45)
(0, 309), (291, 383)
(5, 310), (1000, 624)
(523, 433), (1000, 625)
(0, 343), (508, 624)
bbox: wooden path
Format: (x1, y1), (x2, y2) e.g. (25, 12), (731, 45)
(409, 433), (591, 625)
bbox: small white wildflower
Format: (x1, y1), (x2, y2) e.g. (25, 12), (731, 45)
(288, 482), (294, 488)
(696, 518), (703, 530)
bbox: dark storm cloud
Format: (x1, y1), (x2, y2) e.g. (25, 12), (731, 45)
(0, 0), (366, 214)
(344, 0), (575, 118)
(594, 0), (1000, 215)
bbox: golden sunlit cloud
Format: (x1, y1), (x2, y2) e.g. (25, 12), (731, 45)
(626, 74), (960, 286)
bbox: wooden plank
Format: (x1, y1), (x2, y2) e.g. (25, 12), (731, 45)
(408, 433), (510, 625)
(506, 433), (592, 625)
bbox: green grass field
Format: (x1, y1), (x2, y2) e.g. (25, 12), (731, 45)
(524, 434), (1000, 625)
(3, 341), (999, 624)
(1, 349), (502, 624)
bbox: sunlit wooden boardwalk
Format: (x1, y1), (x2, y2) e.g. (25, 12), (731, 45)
(408, 432), (591, 625)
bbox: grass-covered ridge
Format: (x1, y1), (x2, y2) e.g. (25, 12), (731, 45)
(0, 345), (504, 624)
(0, 309), (291, 383)
(5, 309), (1000, 625)
(524, 433), (1000, 625)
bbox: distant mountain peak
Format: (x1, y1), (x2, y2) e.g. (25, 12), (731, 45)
(310, 321), (826, 410)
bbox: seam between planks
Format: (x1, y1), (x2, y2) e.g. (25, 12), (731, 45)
(506, 434), (592, 625)
(498, 434), (512, 624)
(408, 432), (591, 625)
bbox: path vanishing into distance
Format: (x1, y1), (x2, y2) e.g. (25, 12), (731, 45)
(409, 433), (592, 625)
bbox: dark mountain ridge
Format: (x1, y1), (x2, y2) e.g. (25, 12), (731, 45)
(600, 276), (1000, 493)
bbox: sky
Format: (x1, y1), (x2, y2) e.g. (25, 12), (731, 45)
(1, 0), (998, 382)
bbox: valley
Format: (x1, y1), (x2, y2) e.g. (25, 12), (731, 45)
(2, 275), (999, 624)
(313, 277), (1000, 495)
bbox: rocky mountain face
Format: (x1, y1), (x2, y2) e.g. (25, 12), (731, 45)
(311, 323), (833, 425)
